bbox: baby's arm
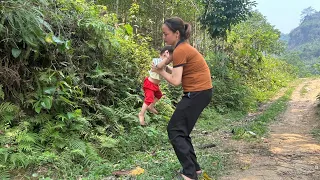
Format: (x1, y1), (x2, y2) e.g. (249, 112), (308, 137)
(155, 58), (167, 69)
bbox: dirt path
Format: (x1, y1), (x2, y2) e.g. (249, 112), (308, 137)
(220, 78), (320, 180)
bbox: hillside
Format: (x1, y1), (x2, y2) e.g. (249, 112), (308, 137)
(288, 10), (320, 61)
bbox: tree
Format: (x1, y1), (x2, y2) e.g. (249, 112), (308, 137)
(300, 6), (317, 23)
(226, 11), (285, 79)
(96, 0), (203, 49)
(199, 0), (256, 39)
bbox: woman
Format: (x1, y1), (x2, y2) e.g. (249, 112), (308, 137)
(152, 17), (213, 180)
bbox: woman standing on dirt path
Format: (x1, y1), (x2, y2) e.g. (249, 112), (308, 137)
(152, 17), (213, 180)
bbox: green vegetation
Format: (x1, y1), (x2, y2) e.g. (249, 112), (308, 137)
(312, 128), (320, 142)
(300, 85), (309, 96)
(0, 0), (307, 179)
(199, 0), (256, 39)
(314, 96), (320, 142)
(233, 86), (295, 140)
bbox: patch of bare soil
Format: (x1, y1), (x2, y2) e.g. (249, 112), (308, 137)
(220, 78), (320, 180)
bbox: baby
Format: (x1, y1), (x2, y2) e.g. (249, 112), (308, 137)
(138, 46), (174, 125)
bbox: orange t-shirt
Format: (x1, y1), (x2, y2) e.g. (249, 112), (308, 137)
(173, 42), (212, 92)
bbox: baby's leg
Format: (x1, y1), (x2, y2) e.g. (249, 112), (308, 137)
(148, 98), (159, 114)
(139, 88), (154, 125)
(139, 103), (148, 125)
(148, 89), (163, 114)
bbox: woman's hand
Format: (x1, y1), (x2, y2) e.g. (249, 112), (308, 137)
(151, 56), (168, 73)
(151, 62), (163, 73)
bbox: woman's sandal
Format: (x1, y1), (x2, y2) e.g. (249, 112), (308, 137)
(175, 169), (201, 180)
(178, 169), (202, 175)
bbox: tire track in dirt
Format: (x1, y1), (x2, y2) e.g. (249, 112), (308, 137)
(220, 78), (320, 180)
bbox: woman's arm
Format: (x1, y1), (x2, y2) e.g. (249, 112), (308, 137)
(165, 65), (173, 74)
(153, 65), (183, 86)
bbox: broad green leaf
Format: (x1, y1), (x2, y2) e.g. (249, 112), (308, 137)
(41, 97), (52, 109)
(67, 112), (75, 119)
(124, 24), (133, 36)
(35, 106), (41, 113)
(11, 48), (21, 58)
(44, 87), (56, 95)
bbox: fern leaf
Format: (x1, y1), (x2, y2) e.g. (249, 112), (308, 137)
(83, 143), (101, 166)
(69, 139), (86, 153)
(0, 102), (20, 123)
(16, 132), (38, 143)
(17, 143), (33, 152)
(98, 135), (118, 148)
(10, 152), (28, 168)
(0, 102), (17, 114)
(29, 114), (52, 125)
(0, 148), (10, 163)
(0, 170), (10, 180)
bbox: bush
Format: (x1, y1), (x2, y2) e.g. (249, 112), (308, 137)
(0, 0), (162, 177)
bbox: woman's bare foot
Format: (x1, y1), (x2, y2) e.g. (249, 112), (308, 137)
(147, 106), (158, 114)
(138, 112), (146, 126)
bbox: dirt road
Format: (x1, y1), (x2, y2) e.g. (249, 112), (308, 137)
(220, 78), (320, 180)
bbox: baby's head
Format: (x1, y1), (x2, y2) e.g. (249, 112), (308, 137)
(160, 45), (174, 64)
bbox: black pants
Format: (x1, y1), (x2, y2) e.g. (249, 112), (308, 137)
(167, 88), (212, 179)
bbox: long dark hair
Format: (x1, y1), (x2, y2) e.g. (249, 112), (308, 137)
(164, 17), (191, 40)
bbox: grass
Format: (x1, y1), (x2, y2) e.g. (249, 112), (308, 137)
(232, 86), (295, 140)
(74, 108), (242, 180)
(312, 104), (320, 142)
(104, 109), (232, 180)
(312, 128), (320, 142)
(300, 84), (309, 96)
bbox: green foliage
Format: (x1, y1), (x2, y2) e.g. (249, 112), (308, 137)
(227, 11), (285, 77)
(311, 128), (320, 142)
(0, 170), (10, 180)
(198, 108), (225, 131)
(280, 52), (311, 77)
(96, 0), (207, 52)
(200, 0), (256, 39)
(206, 51), (256, 112)
(0, 0), (162, 178)
(248, 56), (296, 102)
(212, 11), (297, 107)
(233, 87), (294, 140)
(160, 83), (183, 107)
